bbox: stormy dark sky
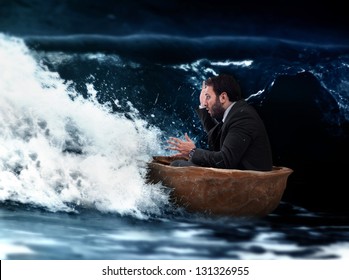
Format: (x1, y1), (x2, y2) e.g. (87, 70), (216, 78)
(0, 0), (347, 44)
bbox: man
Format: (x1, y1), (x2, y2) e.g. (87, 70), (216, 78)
(167, 73), (273, 171)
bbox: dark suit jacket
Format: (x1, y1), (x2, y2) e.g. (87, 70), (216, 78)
(191, 100), (273, 171)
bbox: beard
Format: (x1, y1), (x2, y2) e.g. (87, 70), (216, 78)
(209, 99), (225, 120)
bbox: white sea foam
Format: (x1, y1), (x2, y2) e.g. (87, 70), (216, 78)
(0, 34), (169, 218)
(0, 242), (33, 259)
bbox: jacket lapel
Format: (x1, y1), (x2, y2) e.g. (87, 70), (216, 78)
(207, 121), (223, 151)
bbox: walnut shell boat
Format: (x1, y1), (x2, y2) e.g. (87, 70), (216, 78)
(146, 156), (293, 217)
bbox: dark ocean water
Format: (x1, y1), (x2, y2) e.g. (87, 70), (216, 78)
(0, 0), (349, 260)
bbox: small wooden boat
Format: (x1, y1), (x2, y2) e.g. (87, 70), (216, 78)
(146, 156), (293, 217)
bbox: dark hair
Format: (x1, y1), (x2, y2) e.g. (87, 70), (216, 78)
(205, 73), (242, 102)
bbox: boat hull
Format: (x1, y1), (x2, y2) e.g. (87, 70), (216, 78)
(147, 156), (293, 217)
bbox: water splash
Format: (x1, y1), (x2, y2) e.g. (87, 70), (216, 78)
(0, 34), (169, 218)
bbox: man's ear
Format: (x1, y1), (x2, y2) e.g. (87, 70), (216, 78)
(219, 92), (228, 103)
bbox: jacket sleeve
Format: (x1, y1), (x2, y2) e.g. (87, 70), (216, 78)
(191, 110), (254, 169)
(195, 107), (218, 133)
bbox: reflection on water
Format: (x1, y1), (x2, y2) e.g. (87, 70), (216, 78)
(1, 202), (349, 260)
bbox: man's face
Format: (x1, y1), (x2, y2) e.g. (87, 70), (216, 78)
(203, 85), (225, 119)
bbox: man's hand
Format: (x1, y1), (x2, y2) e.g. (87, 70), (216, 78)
(167, 133), (196, 157)
(199, 80), (207, 108)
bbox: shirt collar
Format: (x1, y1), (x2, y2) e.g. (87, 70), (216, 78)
(222, 102), (236, 123)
